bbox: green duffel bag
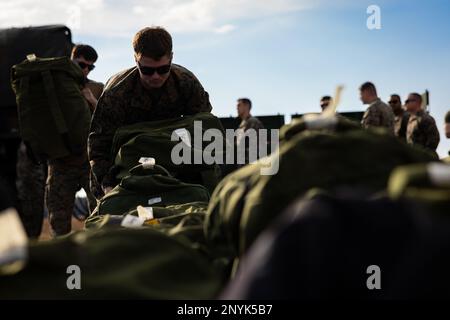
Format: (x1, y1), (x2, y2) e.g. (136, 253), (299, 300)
(205, 115), (438, 266)
(86, 202), (210, 255)
(87, 201), (208, 229)
(0, 228), (225, 299)
(111, 112), (226, 193)
(388, 162), (450, 202)
(11, 55), (90, 160)
(94, 164), (210, 216)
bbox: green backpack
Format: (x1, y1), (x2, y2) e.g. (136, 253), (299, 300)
(111, 112), (226, 194)
(11, 55), (91, 160)
(205, 116), (438, 266)
(93, 164), (210, 217)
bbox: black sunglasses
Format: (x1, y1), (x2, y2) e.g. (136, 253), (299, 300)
(389, 100), (399, 104)
(405, 99), (417, 104)
(78, 61), (95, 71)
(137, 62), (171, 76)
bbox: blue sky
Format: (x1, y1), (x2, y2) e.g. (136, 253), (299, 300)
(2, 0), (449, 156)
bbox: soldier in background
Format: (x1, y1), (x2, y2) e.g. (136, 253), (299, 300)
(235, 98), (265, 166)
(16, 44), (103, 237)
(388, 94), (409, 141)
(88, 27), (213, 198)
(404, 92), (440, 152)
(445, 111), (450, 159)
(71, 44), (104, 112)
(360, 82), (395, 135)
(445, 111), (450, 140)
(320, 96), (332, 112)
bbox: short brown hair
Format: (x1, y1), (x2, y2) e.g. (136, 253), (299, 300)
(133, 27), (172, 60)
(71, 44), (98, 62)
(238, 98), (252, 110)
(409, 92), (423, 105)
(360, 82), (377, 95)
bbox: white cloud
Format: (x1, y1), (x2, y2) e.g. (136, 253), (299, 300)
(0, 0), (313, 36)
(214, 24), (236, 34)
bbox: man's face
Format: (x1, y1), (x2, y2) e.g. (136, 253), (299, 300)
(72, 56), (95, 78)
(320, 99), (331, 111)
(388, 96), (403, 113)
(136, 54), (172, 89)
(360, 89), (371, 104)
(237, 101), (249, 118)
(405, 94), (421, 113)
(445, 122), (450, 139)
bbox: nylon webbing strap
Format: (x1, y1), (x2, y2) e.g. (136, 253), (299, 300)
(41, 70), (68, 135)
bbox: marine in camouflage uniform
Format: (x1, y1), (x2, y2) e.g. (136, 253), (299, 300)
(405, 110), (440, 152)
(16, 44), (103, 237)
(235, 98), (265, 166)
(88, 64), (212, 198)
(404, 92), (440, 153)
(361, 98), (395, 135)
(359, 82), (395, 135)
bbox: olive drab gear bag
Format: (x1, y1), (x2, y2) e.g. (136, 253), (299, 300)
(205, 115), (438, 267)
(0, 228), (225, 299)
(11, 55), (90, 160)
(111, 112), (226, 194)
(222, 190), (450, 299)
(93, 164), (210, 216)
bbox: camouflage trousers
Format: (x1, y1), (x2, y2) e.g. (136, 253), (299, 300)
(16, 142), (47, 238)
(46, 156), (97, 236)
(16, 142), (97, 237)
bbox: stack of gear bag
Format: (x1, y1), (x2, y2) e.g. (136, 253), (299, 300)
(205, 114), (439, 274)
(222, 163), (450, 299)
(0, 227), (226, 299)
(90, 164), (210, 217)
(110, 112), (226, 194)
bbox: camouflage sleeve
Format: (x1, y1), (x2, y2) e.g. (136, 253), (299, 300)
(245, 118), (265, 131)
(361, 105), (381, 129)
(183, 73), (213, 115)
(88, 90), (125, 190)
(422, 116), (440, 151)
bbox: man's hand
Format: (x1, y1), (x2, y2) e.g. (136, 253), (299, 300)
(81, 87), (98, 110)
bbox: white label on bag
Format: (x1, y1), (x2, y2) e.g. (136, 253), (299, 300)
(148, 197), (162, 205)
(0, 208), (28, 266)
(121, 215), (146, 228)
(138, 157), (156, 169)
(137, 206), (154, 220)
(174, 128), (191, 147)
(427, 163), (450, 186)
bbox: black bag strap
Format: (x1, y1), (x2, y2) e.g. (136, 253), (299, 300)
(398, 113), (410, 139)
(41, 70), (68, 135)
(41, 70), (74, 154)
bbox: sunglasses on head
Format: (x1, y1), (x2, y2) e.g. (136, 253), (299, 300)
(78, 61), (95, 71)
(137, 62), (171, 76)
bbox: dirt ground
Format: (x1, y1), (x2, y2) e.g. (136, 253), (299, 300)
(38, 217), (85, 241)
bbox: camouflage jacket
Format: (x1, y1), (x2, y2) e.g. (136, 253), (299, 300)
(88, 64), (212, 189)
(239, 115), (264, 132)
(406, 110), (440, 151)
(361, 98), (395, 135)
